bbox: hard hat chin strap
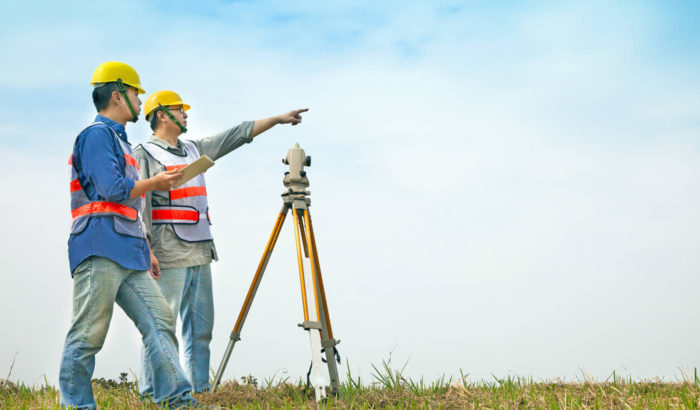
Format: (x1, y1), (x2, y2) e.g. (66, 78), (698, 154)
(158, 103), (188, 133)
(116, 79), (139, 122)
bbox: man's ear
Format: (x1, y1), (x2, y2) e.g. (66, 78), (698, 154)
(111, 90), (122, 105)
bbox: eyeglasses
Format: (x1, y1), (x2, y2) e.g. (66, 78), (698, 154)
(165, 106), (185, 114)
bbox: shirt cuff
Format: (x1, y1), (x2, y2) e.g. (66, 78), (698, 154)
(124, 177), (135, 197)
(242, 120), (254, 143)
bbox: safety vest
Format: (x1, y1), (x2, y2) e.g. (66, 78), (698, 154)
(139, 139), (213, 243)
(70, 122), (146, 239)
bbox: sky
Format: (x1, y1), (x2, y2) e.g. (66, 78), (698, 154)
(1, 0), (699, 388)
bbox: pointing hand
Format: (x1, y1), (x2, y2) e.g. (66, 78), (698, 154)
(278, 108), (309, 126)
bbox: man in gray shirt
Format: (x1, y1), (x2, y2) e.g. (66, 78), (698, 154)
(134, 89), (307, 394)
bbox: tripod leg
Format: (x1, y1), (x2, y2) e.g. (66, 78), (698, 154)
(292, 209), (310, 321)
(211, 205), (289, 392)
(303, 209), (341, 396)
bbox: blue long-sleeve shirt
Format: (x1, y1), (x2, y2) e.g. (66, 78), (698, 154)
(68, 115), (150, 274)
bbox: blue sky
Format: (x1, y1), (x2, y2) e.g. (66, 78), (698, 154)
(1, 1), (699, 387)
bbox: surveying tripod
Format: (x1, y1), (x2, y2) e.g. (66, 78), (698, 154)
(211, 144), (341, 400)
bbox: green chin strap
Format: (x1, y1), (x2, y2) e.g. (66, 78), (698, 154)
(116, 79), (139, 122)
(158, 103), (188, 133)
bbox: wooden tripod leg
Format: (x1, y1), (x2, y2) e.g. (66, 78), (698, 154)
(292, 208), (310, 322)
(305, 210), (333, 338)
(211, 204), (289, 392)
(303, 208), (341, 396)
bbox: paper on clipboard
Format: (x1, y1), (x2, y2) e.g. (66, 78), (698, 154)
(174, 155), (215, 187)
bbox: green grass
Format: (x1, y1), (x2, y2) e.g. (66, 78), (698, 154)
(3, 361), (700, 408)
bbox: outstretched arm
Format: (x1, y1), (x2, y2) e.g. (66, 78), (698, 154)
(192, 108), (309, 161)
(251, 108), (309, 139)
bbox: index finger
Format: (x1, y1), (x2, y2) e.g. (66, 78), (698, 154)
(295, 108), (309, 114)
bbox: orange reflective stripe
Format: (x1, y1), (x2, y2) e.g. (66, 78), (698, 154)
(152, 209), (199, 222)
(71, 154), (137, 168)
(71, 202), (137, 220)
(124, 154), (139, 169)
(166, 164), (187, 172)
(70, 179), (82, 192)
(170, 186), (207, 200)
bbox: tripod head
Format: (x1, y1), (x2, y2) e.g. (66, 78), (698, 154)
(282, 143), (311, 198)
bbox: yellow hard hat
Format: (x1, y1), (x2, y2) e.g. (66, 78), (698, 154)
(91, 61), (146, 94)
(144, 90), (191, 120)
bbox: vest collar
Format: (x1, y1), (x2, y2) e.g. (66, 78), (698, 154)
(148, 135), (186, 156)
(95, 115), (128, 143)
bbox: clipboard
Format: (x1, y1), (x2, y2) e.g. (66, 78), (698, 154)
(173, 155), (215, 188)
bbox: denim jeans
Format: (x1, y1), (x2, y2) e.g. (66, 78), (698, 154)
(59, 256), (196, 409)
(141, 264), (214, 394)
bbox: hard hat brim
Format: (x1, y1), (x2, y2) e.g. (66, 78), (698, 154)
(124, 82), (146, 94)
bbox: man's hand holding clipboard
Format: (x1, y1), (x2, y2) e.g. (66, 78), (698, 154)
(173, 155), (215, 188)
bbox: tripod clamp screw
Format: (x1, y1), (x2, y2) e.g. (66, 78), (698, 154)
(322, 339), (340, 348)
(229, 331), (241, 341)
(298, 320), (322, 330)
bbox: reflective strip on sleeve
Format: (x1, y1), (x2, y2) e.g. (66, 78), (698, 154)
(70, 179), (82, 192)
(170, 186), (207, 200)
(71, 202), (137, 220)
(166, 164), (187, 172)
(124, 154), (139, 169)
(152, 209), (199, 222)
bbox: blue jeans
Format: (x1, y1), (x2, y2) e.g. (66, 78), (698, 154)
(141, 264), (214, 394)
(59, 256), (196, 409)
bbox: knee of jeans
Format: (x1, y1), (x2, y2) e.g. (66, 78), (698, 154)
(192, 324), (213, 343)
(84, 321), (110, 349)
(202, 319), (214, 338)
(153, 304), (177, 331)
(66, 311), (110, 351)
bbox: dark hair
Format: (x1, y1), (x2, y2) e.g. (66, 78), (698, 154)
(92, 82), (120, 112)
(149, 108), (161, 131)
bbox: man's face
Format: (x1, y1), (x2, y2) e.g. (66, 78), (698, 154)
(163, 105), (188, 131)
(114, 86), (142, 122)
(126, 86), (142, 121)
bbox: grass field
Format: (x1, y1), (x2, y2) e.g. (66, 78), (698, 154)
(3, 361), (700, 408)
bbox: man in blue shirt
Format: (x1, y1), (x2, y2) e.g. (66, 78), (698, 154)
(59, 62), (198, 409)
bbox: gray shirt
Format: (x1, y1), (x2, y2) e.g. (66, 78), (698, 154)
(134, 121), (254, 269)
